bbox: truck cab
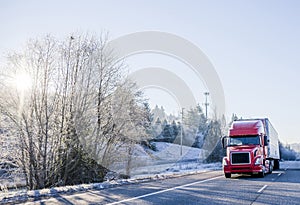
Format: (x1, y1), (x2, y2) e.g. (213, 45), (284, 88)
(222, 119), (280, 178)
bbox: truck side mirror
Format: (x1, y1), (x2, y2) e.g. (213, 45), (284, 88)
(221, 136), (227, 149)
(264, 135), (269, 146)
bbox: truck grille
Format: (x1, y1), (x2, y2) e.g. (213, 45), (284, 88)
(231, 152), (250, 164)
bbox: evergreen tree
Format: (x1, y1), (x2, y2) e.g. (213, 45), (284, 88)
(202, 119), (222, 157)
(182, 105), (207, 147)
(161, 123), (174, 143)
(139, 102), (155, 148)
(231, 113), (238, 123)
(155, 117), (162, 125)
(171, 120), (179, 137)
(152, 105), (167, 122)
(151, 117), (162, 140)
(162, 119), (168, 128)
(143, 102), (154, 136)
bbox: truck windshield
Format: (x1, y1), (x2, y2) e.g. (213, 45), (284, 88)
(228, 135), (260, 146)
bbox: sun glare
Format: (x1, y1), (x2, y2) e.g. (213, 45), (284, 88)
(14, 73), (32, 91)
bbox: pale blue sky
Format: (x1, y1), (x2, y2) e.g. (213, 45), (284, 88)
(1, 0), (300, 143)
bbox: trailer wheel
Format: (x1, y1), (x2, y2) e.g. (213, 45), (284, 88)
(269, 163), (273, 174)
(225, 173), (231, 178)
(274, 159), (280, 170)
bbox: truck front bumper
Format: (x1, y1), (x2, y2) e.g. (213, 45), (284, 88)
(223, 165), (263, 174)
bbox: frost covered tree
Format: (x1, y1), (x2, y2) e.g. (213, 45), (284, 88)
(152, 105), (167, 122)
(0, 33), (150, 189)
(98, 82), (151, 175)
(151, 117), (163, 139)
(279, 142), (297, 160)
(181, 105), (207, 146)
(202, 120), (222, 152)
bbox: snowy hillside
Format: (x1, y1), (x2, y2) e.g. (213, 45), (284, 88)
(108, 142), (211, 176)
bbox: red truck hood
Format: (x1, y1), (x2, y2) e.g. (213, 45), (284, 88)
(228, 145), (259, 153)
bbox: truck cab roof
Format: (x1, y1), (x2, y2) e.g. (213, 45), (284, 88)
(229, 120), (265, 136)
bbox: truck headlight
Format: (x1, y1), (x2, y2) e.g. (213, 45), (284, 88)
(255, 157), (262, 165)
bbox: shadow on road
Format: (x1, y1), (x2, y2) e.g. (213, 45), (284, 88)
(229, 169), (300, 184)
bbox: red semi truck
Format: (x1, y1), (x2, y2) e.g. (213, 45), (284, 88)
(222, 118), (280, 178)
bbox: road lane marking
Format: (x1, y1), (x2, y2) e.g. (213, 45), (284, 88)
(107, 175), (223, 205)
(258, 185), (268, 193)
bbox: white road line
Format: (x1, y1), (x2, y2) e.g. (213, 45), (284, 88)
(258, 185), (268, 193)
(107, 175), (223, 205)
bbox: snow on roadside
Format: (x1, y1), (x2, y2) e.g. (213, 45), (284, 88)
(4, 161), (300, 204)
(280, 160), (300, 169)
(3, 140), (299, 204)
(149, 142), (207, 161)
(0, 162), (222, 204)
(0, 142), (221, 204)
(109, 142), (210, 176)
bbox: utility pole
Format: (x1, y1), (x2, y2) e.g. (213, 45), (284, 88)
(204, 92), (209, 119)
(180, 108), (184, 156)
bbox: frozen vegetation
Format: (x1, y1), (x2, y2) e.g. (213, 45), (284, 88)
(2, 140), (300, 204)
(0, 142), (221, 204)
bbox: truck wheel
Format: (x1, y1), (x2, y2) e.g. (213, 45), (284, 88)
(225, 173), (231, 178)
(258, 171), (265, 178)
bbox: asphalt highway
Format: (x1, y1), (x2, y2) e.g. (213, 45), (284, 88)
(22, 167), (300, 205)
